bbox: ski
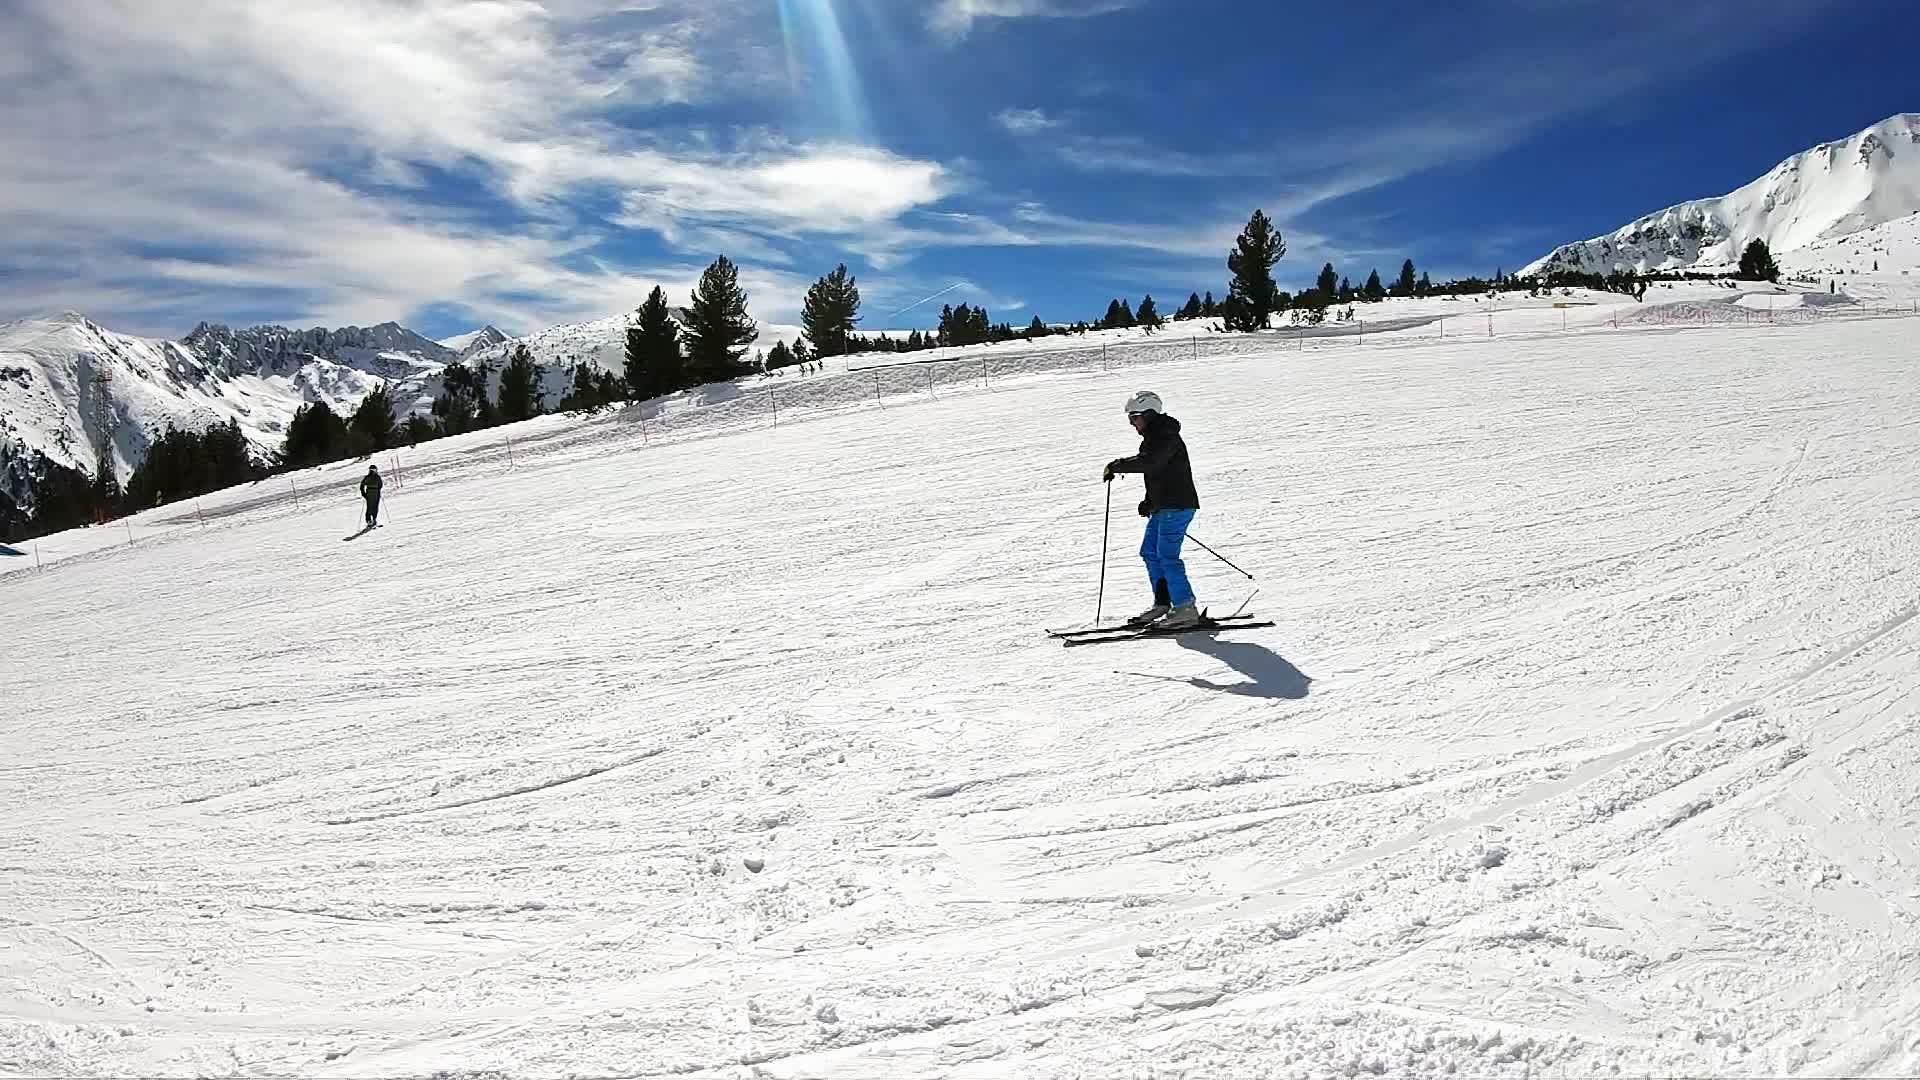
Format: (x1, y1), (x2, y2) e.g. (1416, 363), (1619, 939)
(1060, 618), (1276, 647)
(1048, 612), (1261, 639)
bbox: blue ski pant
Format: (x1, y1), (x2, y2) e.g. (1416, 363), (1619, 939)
(1141, 509), (1196, 607)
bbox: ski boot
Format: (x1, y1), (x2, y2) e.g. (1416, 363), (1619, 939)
(1155, 601), (1202, 630)
(1126, 604), (1170, 628)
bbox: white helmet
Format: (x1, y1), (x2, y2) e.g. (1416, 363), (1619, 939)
(1124, 390), (1163, 416)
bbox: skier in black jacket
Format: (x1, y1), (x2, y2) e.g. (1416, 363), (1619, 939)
(1104, 391), (1201, 628)
(360, 465), (383, 529)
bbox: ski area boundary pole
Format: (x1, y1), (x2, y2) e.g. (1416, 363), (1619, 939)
(1186, 534), (1254, 580)
(770, 388), (778, 427)
(1095, 479), (1113, 626)
(34, 543), (42, 571)
(505, 435), (516, 469)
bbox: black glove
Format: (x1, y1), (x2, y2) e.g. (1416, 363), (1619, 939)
(1138, 500), (1151, 517)
(1102, 462), (1116, 483)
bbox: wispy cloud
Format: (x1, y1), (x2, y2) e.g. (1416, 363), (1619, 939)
(929, 0), (1143, 38)
(993, 108), (1061, 135)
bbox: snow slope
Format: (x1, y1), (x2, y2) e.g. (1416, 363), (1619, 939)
(1524, 112), (1920, 276)
(1773, 210), (1920, 304)
(7, 310), (1920, 1076)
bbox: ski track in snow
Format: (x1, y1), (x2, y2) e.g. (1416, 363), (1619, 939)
(6, 310), (1920, 1076)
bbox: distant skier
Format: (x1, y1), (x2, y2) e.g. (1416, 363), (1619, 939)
(1103, 391), (1200, 628)
(360, 464), (383, 529)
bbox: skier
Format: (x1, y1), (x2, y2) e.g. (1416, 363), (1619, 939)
(360, 464), (383, 529)
(1103, 391), (1200, 629)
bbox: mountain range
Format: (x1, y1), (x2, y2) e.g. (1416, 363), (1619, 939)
(0, 314), (525, 534)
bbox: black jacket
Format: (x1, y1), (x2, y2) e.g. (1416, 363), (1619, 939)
(361, 472), (383, 501)
(1109, 413), (1199, 514)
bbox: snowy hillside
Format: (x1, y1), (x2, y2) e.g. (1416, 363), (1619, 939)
(8, 306), (1920, 1076)
(1775, 209), (1920, 300)
(1524, 112), (1920, 275)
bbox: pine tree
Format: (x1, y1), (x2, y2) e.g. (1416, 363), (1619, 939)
(1396, 259), (1417, 297)
(348, 383), (398, 453)
(1202, 291), (1217, 317)
(559, 363), (598, 411)
(1026, 315), (1048, 339)
(1417, 271), (1432, 296)
(1224, 208), (1286, 331)
(123, 420), (258, 510)
(1316, 263), (1339, 299)
(1738, 239), (1779, 282)
(594, 369), (623, 404)
(431, 366), (480, 436)
(497, 344), (544, 423)
(1117, 299), (1136, 328)
(1363, 269), (1385, 302)
(281, 401), (350, 469)
(1180, 292), (1203, 320)
(19, 459), (98, 538)
(766, 340), (795, 369)
(682, 255), (759, 382)
(1136, 294), (1161, 329)
(404, 415), (436, 446)
(801, 263), (862, 358)
(791, 337), (813, 365)
(472, 360), (499, 428)
(625, 286), (682, 399)
(1102, 299), (1125, 329)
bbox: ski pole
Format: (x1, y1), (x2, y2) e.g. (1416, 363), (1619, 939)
(1186, 534), (1254, 580)
(1095, 478), (1113, 626)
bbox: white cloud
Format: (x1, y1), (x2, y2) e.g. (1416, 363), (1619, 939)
(994, 108), (1060, 135)
(929, 0), (1143, 38)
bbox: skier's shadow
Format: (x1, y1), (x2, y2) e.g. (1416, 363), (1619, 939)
(0, 544), (22, 557)
(1169, 634), (1313, 700)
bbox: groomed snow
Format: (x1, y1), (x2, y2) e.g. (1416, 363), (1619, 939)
(7, 310), (1920, 1076)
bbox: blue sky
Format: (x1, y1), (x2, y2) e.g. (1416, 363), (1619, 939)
(0, 0), (1911, 342)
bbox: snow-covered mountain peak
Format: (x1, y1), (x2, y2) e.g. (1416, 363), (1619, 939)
(1524, 112), (1920, 276)
(438, 325), (510, 359)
